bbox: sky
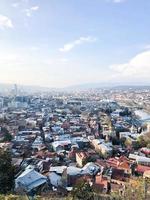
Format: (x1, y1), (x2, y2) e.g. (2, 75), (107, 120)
(0, 0), (150, 88)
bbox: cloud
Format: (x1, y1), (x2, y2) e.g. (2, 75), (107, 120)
(25, 6), (39, 17)
(30, 6), (39, 11)
(0, 15), (13, 29)
(59, 36), (97, 52)
(12, 2), (20, 8)
(106, 0), (126, 3)
(110, 50), (150, 79)
(143, 44), (150, 50)
(112, 0), (126, 3)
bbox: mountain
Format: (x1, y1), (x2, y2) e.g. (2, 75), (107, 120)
(0, 82), (150, 94)
(64, 82), (150, 91)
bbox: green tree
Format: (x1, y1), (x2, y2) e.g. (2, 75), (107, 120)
(0, 149), (15, 194)
(1, 127), (12, 142)
(137, 135), (148, 148)
(120, 137), (126, 147)
(72, 180), (94, 200)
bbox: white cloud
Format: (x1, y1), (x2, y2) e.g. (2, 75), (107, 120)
(106, 0), (126, 3)
(110, 50), (150, 79)
(113, 0), (126, 3)
(144, 44), (150, 50)
(25, 6), (39, 17)
(0, 15), (13, 29)
(12, 2), (20, 8)
(59, 36), (97, 52)
(31, 6), (39, 11)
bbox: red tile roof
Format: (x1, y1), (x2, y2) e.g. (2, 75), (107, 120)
(136, 165), (150, 173)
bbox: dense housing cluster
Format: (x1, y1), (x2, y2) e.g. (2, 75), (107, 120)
(0, 87), (150, 198)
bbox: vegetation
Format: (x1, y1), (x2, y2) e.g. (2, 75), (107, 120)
(0, 195), (27, 200)
(72, 180), (94, 200)
(123, 181), (145, 200)
(111, 178), (148, 200)
(1, 127), (12, 142)
(134, 134), (150, 149)
(0, 149), (15, 194)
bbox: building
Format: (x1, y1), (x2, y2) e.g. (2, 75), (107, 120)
(76, 152), (89, 167)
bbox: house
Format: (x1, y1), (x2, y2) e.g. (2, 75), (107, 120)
(15, 168), (47, 192)
(111, 109), (123, 118)
(82, 162), (101, 176)
(25, 118), (37, 128)
(94, 174), (109, 193)
(49, 163), (100, 187)
(119, 132), (131, 139)
(52, 140), (71, 152)
(91, 139), (113, 158)
(143, 170), (150, 178)
(76, 152), (89, 167)
(36, 158), (51, 173)
(111, 168), (126, 183)
(71, 137), (90, 149)
(135, 165), (150, 175)
(106, 157), (131, 174)
(49, 166), (68, 188)
(129, 154), (150, 166)
(67, 163), (100, 186)
(91, 139), (104, 150)
(49, 172), (62, 188)
(99, 143), (113, 158)
(140, 147), (150, 156)
(32, 136), (44, 151)
(49, 166), (67, 175)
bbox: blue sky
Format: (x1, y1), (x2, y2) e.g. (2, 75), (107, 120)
(0, 0), (150, 87)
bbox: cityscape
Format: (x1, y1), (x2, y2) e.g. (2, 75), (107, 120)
(0, 85), (150, 199)
(1, 0), (150, 199)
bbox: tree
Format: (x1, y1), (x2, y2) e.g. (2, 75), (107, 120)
(137, 136), (148, 148)
(124, 139), (132, 148)
(1, 127), (12, 142)
(112, 137), (120, 145)
(133, 141), (141, 150)
(0, 149), (15, 194)
(123, 178), (145, 200)
(72, 180), (94, 200)
(120, 137), (126, 147)
(3, 132), (12, 142)
(110, 178), (147, 200)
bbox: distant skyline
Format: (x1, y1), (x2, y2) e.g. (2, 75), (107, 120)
(0, 0), (150, 88)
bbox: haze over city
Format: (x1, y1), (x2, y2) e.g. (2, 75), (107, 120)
(1, 0), (150, 88)
(2, 1), (150, 199)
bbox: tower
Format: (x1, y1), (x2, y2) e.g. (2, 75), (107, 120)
(14, 84), (18, 97)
